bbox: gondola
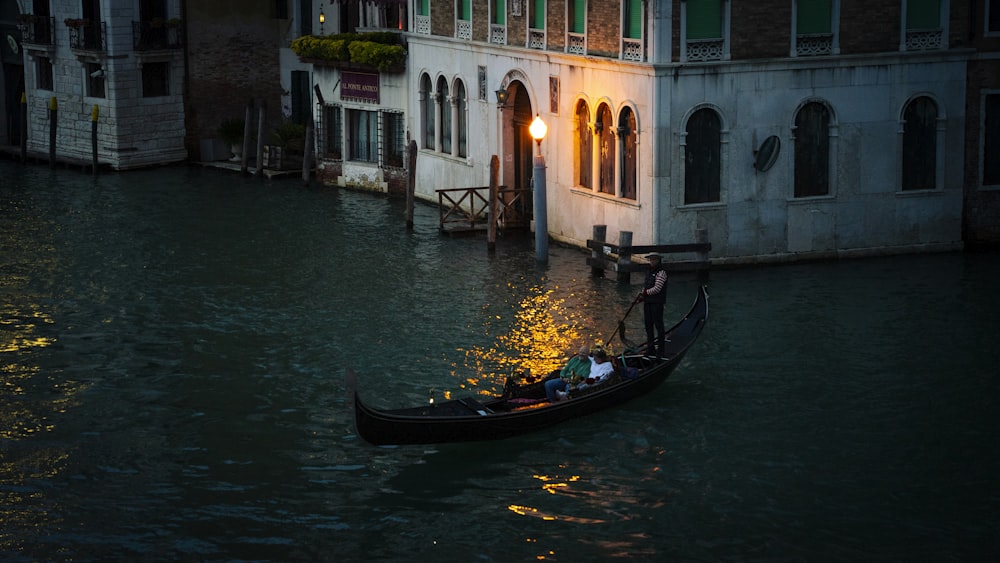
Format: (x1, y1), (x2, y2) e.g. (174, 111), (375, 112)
(348, 286), (709, 445)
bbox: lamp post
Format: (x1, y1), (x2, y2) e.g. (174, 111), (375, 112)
(319, 8), (325, 35)
(529, 114), (548, 263)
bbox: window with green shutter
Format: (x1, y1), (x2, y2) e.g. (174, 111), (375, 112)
(460, 0), (471, 20)
(907, 0), (940, 29)
(494, 0), (506, 25)
(569, 0), (585, 34)
(530, 0), (545, 29)
(797, 0), (831, 34)
(687, 0), (722, 40)
(625, 0), (642, 39)
(418, 0), (429, 17)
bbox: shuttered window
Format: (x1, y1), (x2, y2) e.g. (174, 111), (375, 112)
(907, 0), (940, 29)
(494, 0), (506, 25)
(687, 0), (722, 40)
(684, 108), (722, 204)
(576, 101), (592, 189)
(417, 0), (429, 17)
(624, 0), (642, 39)
(797, 0), (831, 34)
(530, 0), (545, 29)
(902, 96), (937, 191)
(794, 102), (831, 198)
(569, 0), (585, 33)
(459, 0), (471, 20)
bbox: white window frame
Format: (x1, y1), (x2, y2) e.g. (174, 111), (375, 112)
(680, 0), (731, 63)
(790, 0), (841, 57)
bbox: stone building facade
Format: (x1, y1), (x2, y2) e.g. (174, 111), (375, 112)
(327, 0), (986, 262)
(6, 0), (187, 169)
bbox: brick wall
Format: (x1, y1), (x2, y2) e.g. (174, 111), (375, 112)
(840, 1), (901, 54)
(585, 0), (621, 58)
(730, 2), (791, 59)
(184, 2), (286, 157)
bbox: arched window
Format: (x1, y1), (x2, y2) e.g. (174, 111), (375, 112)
(684, 108), (721, 204)
(597, 103), (615, 195)
(455, 79), (467, 157)
(421, 73), (434, 150)
(437, 76), (451, 154)
(619, 107), (637, 200)
(793, 101), (830, 197)
(902, 96), (937, 191)
(575, 100), (592, 188)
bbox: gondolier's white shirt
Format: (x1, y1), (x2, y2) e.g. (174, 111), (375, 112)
(588, 359), (615, 384)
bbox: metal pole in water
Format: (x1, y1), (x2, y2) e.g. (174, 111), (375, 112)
(48, 97), (57, 168)
(91, 105), (99, 176)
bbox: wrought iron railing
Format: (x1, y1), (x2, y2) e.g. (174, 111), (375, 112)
(132, 21), (184, 51)
(69, 20), (106, 51)
(20, 17), (55, 45)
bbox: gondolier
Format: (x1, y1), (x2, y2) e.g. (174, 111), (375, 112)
(638, 254), (668, 358)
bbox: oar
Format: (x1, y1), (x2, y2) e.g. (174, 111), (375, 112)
(604, 293), (642, 348)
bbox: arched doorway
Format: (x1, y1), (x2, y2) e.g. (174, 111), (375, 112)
(499, 80), (535, 228)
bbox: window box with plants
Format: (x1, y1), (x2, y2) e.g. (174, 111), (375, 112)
(290, 32), (406, 73)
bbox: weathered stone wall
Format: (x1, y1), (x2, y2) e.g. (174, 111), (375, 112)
(184, 1), (287, 160)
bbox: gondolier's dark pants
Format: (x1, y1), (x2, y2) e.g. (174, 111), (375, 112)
(644, 301), (665, 356)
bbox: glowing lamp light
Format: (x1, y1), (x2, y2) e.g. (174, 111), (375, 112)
(319, 8), (325, 34)
(529, 114), (547, 149)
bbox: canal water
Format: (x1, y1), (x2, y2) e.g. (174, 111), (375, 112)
(1, 161), (997, 562)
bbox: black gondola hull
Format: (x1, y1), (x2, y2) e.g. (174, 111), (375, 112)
(349, 286), (709, 445)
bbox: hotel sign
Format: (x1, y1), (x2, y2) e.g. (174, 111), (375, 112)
(341, 71), (380, 104)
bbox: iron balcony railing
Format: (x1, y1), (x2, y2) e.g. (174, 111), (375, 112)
(68, 20), (107, 51)
(132, 20), (184, 51)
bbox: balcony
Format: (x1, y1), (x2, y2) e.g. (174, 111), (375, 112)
(67, 19), (106, 52)
(133, 20), (184, 51)
(19, 16), (54, 46)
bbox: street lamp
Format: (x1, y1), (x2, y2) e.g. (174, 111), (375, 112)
(529, 114), (548, 263)
(319, 8), (325, 35)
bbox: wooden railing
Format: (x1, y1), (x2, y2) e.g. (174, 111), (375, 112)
(587, 226), (711, 282)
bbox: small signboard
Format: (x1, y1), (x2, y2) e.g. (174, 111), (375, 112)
(341, 71), (380, 104)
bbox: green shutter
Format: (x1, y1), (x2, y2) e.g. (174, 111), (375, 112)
(687, 0), (722, 40)
(797, 0), (831, 34)
(626, 0), (642, 39)
(907, 0), (940, 29)
(461, 0), (471, 20)
(418, 0), (429, 17)
(532, 0), (545, 29)
(495, 0), (506, 25)
(571, 0), (585, 33)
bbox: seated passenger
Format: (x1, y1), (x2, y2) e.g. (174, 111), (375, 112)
(545, 345), (591, 402)
(574, 349), (615, 392)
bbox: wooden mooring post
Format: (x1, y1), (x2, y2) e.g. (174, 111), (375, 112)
(48, 97), (57, 168)
(587, 226), (712, 283)
(406, 140), (417, 230)
(488, 155), (499, 252)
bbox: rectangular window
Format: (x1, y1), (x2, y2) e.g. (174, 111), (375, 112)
(494, 0), (506, 25)
(417, 0), (429, 17)
(797, 0), (832, 34)
(989, 0), (1000, 33)
(985, 94), (1000, 186)
(687, 0), (722, 39)
(906, 0), (940, 29)
(624, 0), (641, 39)
(530, 0), (545, 29)
(141, 62), (169, 97)
(86, 62), (105, 98)
(382, 111), (405, 168)
(569, 0), (585, 33)
(274, 0), (288, 19)
(348, 109), (378, 163)
(321, 104), (342, 160)
(36, 57), (54, 91)
(458, 0), (471, 20)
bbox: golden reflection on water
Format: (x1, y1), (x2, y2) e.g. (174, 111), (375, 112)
(457, 284), (614, 393)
